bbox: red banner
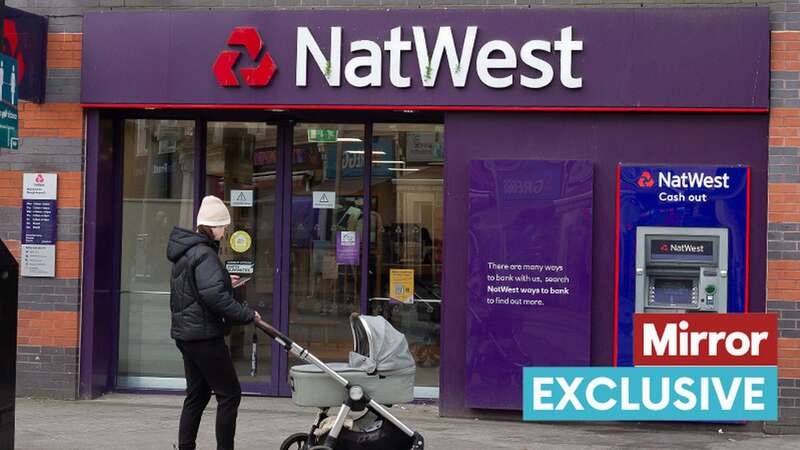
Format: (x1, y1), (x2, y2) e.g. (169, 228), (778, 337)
(633, 313), (777, 366)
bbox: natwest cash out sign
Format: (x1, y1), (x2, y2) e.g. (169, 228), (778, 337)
(631, 166), (745, 204)
(634, 313), (778, 366)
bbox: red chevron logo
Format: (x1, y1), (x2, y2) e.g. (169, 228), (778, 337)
(637, 170), (655, 188)
(213, 27), (277, 88)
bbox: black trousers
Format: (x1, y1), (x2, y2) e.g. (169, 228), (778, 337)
(176, 338), (242, 450)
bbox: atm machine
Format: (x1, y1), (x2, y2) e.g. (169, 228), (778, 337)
(635, 227), (728, 313)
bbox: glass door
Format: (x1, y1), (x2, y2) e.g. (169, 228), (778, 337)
(118, 119), (196, 389)
(205, 122), (279, 394)
(287, 124), (366, 364)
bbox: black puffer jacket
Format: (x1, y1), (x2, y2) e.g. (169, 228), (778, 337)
(167, 227), (255, 341)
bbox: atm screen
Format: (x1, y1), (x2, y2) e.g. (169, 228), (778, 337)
(652, 279), (695, 305)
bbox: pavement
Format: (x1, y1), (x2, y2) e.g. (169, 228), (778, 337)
(12, 394), (800, 450)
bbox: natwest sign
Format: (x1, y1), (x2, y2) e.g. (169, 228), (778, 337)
(81, 9), (769, 109)
(295, 26), (582, 90)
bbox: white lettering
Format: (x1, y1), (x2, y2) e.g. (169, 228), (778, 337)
(533, 377), (554, 411)
(643, 323), (675, 356)
(344, 40), (382, 87)
(586, 377), (616, 411)
(553, 26), (582, 89)
(642, 377), (670, 411)
(296, 27), (341, 87)
(384, 27), (412, 88)
(412, 26), (477, 88)
(556, 377), (584, 410)
(520, 40), (553, 89)
(476, 40), (517, 89)
(745, 377), (765, 411)
(673, 377), (696, 411)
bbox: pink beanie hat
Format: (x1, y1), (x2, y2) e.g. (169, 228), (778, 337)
(196, 195), (231, 227)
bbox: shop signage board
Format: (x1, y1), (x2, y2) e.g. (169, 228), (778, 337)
(20, 173), (57, 277)
(3, 7), (48, 104)
(81, 9), (769, 110)
(0, 54), (19, 151)
(466, 159), (593, 410)
(615, 165), (750, 367)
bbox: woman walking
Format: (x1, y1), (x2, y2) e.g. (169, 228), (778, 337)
(167, 195), (260, 450)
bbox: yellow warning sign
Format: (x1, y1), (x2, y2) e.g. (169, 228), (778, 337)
(229, 230), (252, 253)
(389, 269), (414, 303)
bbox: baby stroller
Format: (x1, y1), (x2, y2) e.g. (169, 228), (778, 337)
(255, 313), (425, 450)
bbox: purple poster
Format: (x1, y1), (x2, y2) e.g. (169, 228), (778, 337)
(336, 231), (360, 265)
(21, 199), (57, 245)
(466, 160), (593, 410)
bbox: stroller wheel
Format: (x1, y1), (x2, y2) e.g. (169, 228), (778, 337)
(308, 446), (333, 450)
(280, 432), (311, 450)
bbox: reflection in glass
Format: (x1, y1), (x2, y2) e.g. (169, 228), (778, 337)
(206, 122), (277, 386)
(118, 119), (195, 381)
(289, 124), (365, 362)
(368, 124), (444, 389)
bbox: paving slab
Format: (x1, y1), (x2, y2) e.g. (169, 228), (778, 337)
(12, 394), (800, 449)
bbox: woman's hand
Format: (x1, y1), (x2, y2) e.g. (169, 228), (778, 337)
(230, 275), (240, 285)
(254, 311), (261, 322)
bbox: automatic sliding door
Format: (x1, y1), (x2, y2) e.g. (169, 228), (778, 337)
(288, 124), (366, 362)
(206, 122), (278, 393)
(118, 119), (195, 389)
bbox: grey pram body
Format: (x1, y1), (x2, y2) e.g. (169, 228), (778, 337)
(289, 315), (416, 407)
(256, 313), (424, 449)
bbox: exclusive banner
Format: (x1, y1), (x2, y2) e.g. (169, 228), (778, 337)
(524, 313), (778, 421)
(522, 366), (777, 421)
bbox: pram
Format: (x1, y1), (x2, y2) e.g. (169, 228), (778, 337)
(255, 313), (425, 450)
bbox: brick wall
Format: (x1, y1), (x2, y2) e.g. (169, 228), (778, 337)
(0, 21), (84, 399)
(2, 0), (799, 431)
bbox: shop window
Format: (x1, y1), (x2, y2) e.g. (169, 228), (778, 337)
(205, 122), (277, 386)
(118, 119), (195, 387)
(288, 123), (366, 363)
(368, 124), (444, 393)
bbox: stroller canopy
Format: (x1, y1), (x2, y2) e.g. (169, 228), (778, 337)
(348, 314), (416, 374)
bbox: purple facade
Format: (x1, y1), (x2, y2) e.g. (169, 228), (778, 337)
(466, 160), (593, 410)
(82, 9), (768, 109)
(440, 112), (767, 416)
(78, 8), (769, 418)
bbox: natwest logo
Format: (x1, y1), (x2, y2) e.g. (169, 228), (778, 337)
(637, 170), (655, 188)
(657, 171), (731, 189)
(213, 27), (277, 87)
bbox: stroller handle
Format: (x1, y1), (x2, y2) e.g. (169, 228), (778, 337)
(254, 318), (294, 351)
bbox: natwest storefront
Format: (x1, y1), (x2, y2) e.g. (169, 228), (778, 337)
(79, 8), (769, 417)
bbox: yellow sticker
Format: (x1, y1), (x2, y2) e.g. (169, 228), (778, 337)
(389, 269), (414, 303)
(229, 230), (252, 253)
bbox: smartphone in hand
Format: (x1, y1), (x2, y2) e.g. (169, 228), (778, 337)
(232, 276), (251, 288)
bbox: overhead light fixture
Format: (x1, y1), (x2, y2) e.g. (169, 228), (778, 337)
(346, 150), (387, 155)
(388, 168), (420, 172)
(337, 137), (363, 143)
(372, 160), (406, 165)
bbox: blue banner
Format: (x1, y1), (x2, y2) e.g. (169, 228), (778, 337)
(616, 166), (749, 366)
(523, 366), (777, 421)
